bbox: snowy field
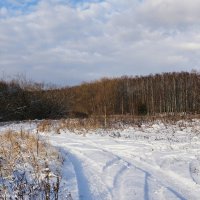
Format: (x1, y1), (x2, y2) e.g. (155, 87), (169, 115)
(1, 119), (200, 199)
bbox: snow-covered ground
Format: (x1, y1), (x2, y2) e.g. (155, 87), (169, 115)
(1, 119), (200, 199)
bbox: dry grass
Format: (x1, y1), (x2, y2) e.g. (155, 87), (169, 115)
(58, 118), (103, 132)
(37, 118), (104, 134)
(0, 129), (63, 199)
(37, 119), (52, 132)
(36, 114), (200, 135)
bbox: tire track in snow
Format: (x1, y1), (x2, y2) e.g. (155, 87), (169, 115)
(49, 134), (200, 200)
(59, 149), (79, 199)
(102, 156), (131, 199)
(51, 143), (93, 200)
(63, 146), (113, 200)
(58, 140), (135, 200)
(66, 151), (93, 200)
(68, 139), (150, 200)
(65, 139), (153, 200)
(83, 138), (195, 200)
(102, 157), (120, 171)
(103, 149), (191, 200)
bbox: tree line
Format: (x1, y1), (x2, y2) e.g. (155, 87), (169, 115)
(0, 71), (199, 121)
(0, 80), (69, 121)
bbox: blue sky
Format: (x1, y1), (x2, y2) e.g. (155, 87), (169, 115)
(0, 0), (38, 8)
(0, 0), (200, 85)
(0, 0), (103, 8)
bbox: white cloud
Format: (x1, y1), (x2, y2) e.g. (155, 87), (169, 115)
(0, 7), (8, 16)
(0, 0), (200, 85)
(137, 0), (200, 28)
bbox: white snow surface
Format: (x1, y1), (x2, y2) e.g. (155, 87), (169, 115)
(1, 119), (200, 200)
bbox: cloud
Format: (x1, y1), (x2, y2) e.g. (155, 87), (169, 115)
(0, 0), (200, 85)
(137, 0), (200, 29)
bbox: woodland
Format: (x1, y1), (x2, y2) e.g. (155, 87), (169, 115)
(0, 71), (199, 121)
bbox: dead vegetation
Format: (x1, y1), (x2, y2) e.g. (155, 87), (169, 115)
(0, 129), (63, 199)
(37, 118), (103, 134)
(36, 114), (200, 135)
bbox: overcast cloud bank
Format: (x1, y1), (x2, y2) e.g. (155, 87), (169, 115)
(0, 0), (200, 85)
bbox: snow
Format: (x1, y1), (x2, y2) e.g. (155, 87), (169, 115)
(1, 119), (200, 199)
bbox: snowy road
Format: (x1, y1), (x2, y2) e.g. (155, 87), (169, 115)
(48, 129), (200, 200)
(1, 120), (200, 200)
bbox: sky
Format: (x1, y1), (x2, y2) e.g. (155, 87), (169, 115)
(0, 0), (200, 85)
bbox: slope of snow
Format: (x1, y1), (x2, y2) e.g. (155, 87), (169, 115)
(1, 119), (200, 199)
